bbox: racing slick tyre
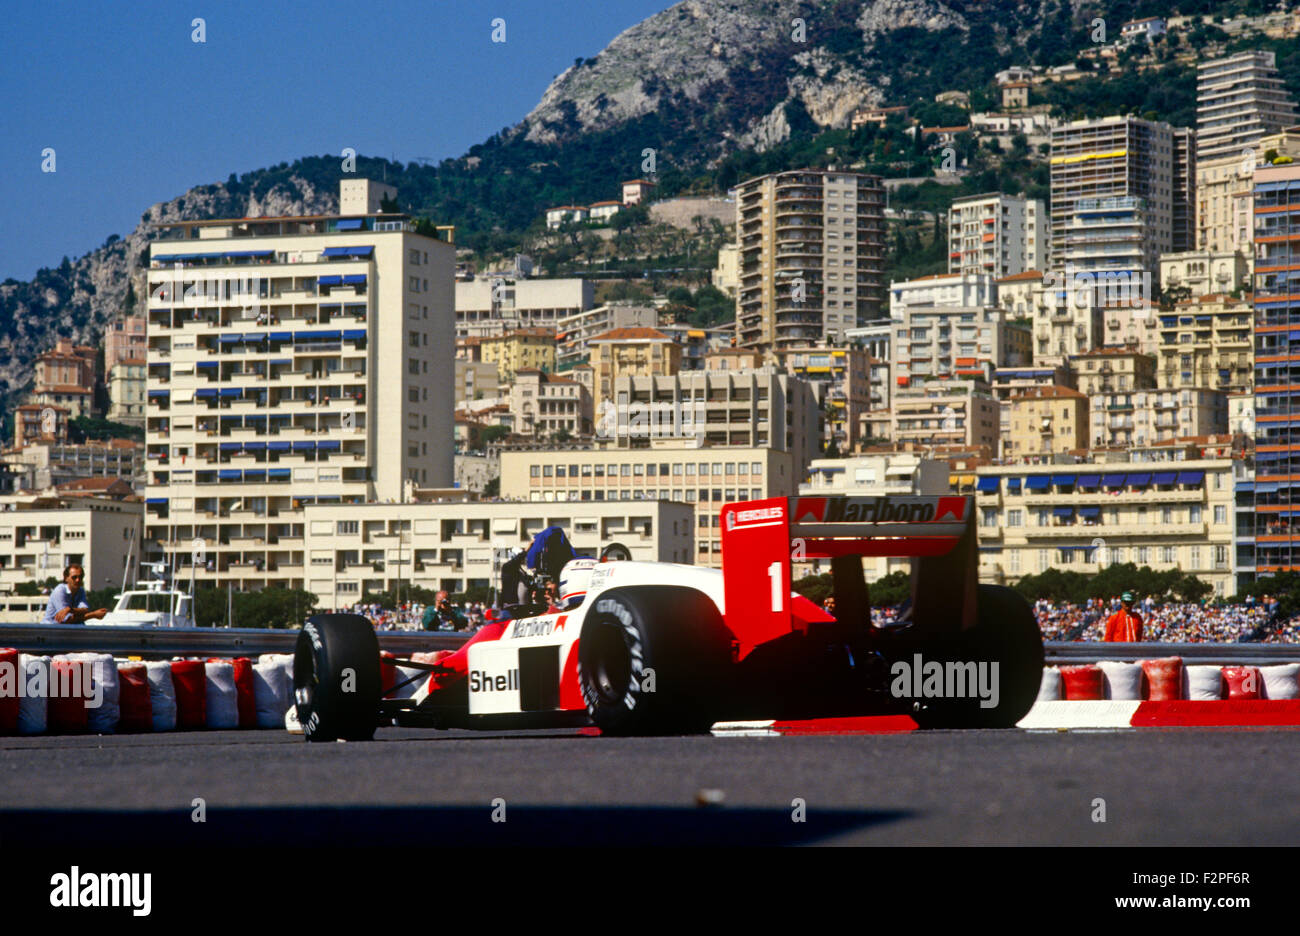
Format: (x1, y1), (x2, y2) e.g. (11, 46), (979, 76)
(294, 614), (381, 742)
(910, 584), (1043, 730)
(577, 586), (733, 736)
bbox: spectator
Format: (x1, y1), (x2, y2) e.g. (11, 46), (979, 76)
(41, 564), (108, 624)
(1104, 591), (1143, 642)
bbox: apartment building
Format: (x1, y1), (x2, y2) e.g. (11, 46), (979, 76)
(1050, 116), (1187, 276)
(972, 458), (1240, 596)
(499, 444), (798, 567)
(1159, 250), (1251, 297)
(736, 169), (886, 350)
(1155, 294), (1254, 393)
(1195, 125), (1300, 261)
(1088, 387), (1228, 448)
(797, 452), (949, 580)
(991, 364), (1074, 440)
(1172, 127), (1197, 253)
(143, 179), (454, 588)
(556, 303), (657, 368)
(589, 328), (681, 402)
(947, 194), (1047, 277)
(655, 323), (735, 371)
(454, 359), (500, 407)
(509, 369), (592, 439)
(1, 439), (141, 493)
(1196, 52), (1299, 262)
(0, 493), (141, 595)
(1098, 299), (1160, 354)
(890, 272), (996, 318)
(300, 499), (691, 607)
(13, 404), (68, 447)
(1197, 51), (1298, 162)
(1070, 348), (1157, 396)
(712, 244), (740, 298)
(31, 339), (97, 419)
(1005, 386), (1089, 458)
(889, 379), (1000, 450)
(105, 315), (147, 372)
(479, 328), (556, 381)
(598, 369), (819, 474)
(455, 277), (593, 338)
(772, 346), (871, 451)
(108, 358), (146, 427)
(893, 304), (1031, 387)
(1252, 163), (1300, 577)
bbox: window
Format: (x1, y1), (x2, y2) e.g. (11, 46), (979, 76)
(408, 359), (419, 375)
(1161, 507), (1173, 524)
(1038, 549), (1050, 572)
(1137, 546), (1150, 564)
(1190, 546), (1201, 567)
(408, 389), (418, 403)
(1189, 504), (1202, 523)
(530, 466), (540, 478)
(1214, 505), (1226, 525)
(1037, 509), (1050, 527)
(1007, 509), (1022, 527)
(1160, 546), (1176, 564)
(980, 508), (998, 528)
(336, 521), (358, 535)
(620, 464), (631, 477)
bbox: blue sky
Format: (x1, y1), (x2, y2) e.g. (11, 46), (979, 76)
(0, 0), (671, 281)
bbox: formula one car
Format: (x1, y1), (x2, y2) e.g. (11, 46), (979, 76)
(292, 495), (1043, 739)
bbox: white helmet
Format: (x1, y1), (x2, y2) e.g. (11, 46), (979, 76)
(557, 558), (598, 609)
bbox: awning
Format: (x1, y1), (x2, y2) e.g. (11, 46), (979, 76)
(194, 388), (218, 398)
(196, 361), (218, 368)
(219, 442), (241, 451)
(269, 332), (293, 342)
(1025, 475), (1051, 490)
(335, 219), (364, 231)
(976, 476), (1000, 492)
(244, 414), (267, 422)
(318, 275), (343, 286)
(219, 335), (242, 343)
(243, 470), (265, 481)
(1006, 477), (1022, 491)
(317, 440), (341, 452)
(1052, 507), (1075, 519)
(244, 441), (266, 450)
(292, 441), (314, 451)
(1101, 473), (1126, 486)
(1051, 474), (1076, 486)
(1256, 482), (1280, 493)
(219, 388), (242, 398)
(295, 330), (342, 341)
(1176, 471), (1205, 485)
(242, 333), (267, 343)
(1152, 471), (1178, 485)
(147, 389), (169, 398)
(270, 358), (292, 365)
(1076, 474), (1101, 488)
(224, 250), (273, 259)
(956, 475), (975, 487)
(1079, 506), (1101, 519)
(268, 468), (291, 479)
(218, 469), (242, 480)
(1126, 473), (1151, 487)
(343, 329), (366, 340)
(322, 246), (374, 257)
(267, 441), (291, 451)
(342, 274), (367, 285)
(145, 498), (168, 505)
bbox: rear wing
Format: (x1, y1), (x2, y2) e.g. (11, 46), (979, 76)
(719, 496), (978, 657)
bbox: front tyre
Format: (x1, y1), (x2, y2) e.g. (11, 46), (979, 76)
(577, 587), (732, 736)
(911, 584), (1044, 729)
(294, 614), (381, 742)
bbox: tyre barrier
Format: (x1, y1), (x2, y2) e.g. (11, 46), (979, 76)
(0, 647), (295, 735)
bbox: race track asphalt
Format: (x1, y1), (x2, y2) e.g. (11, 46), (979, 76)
(0, 726), (1296, 846)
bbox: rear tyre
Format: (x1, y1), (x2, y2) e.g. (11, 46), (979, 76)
(910, 584), (1043, 729)
(294, 614), (381, 742)
(577, 587), (732, 736)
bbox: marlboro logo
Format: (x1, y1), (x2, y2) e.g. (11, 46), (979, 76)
(793, 497), (966, 524)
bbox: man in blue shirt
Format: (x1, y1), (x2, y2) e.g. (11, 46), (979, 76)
(41, 564), (108, 624)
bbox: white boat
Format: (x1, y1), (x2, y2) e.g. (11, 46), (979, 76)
(93, 578), (195, 628)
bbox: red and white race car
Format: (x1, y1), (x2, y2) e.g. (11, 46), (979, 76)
(292, 495), (1043, 739)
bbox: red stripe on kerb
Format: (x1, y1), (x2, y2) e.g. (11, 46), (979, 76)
(1131, 700), (1300, 727)
(771, 715), (918, 735)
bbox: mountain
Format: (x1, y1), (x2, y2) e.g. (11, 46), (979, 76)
(0, 0), (1285, 421)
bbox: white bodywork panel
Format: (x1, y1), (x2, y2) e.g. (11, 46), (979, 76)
(436, 562), (726, 715)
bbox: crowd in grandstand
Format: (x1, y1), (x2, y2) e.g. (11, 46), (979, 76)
(1033, 596), (1299, 643)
